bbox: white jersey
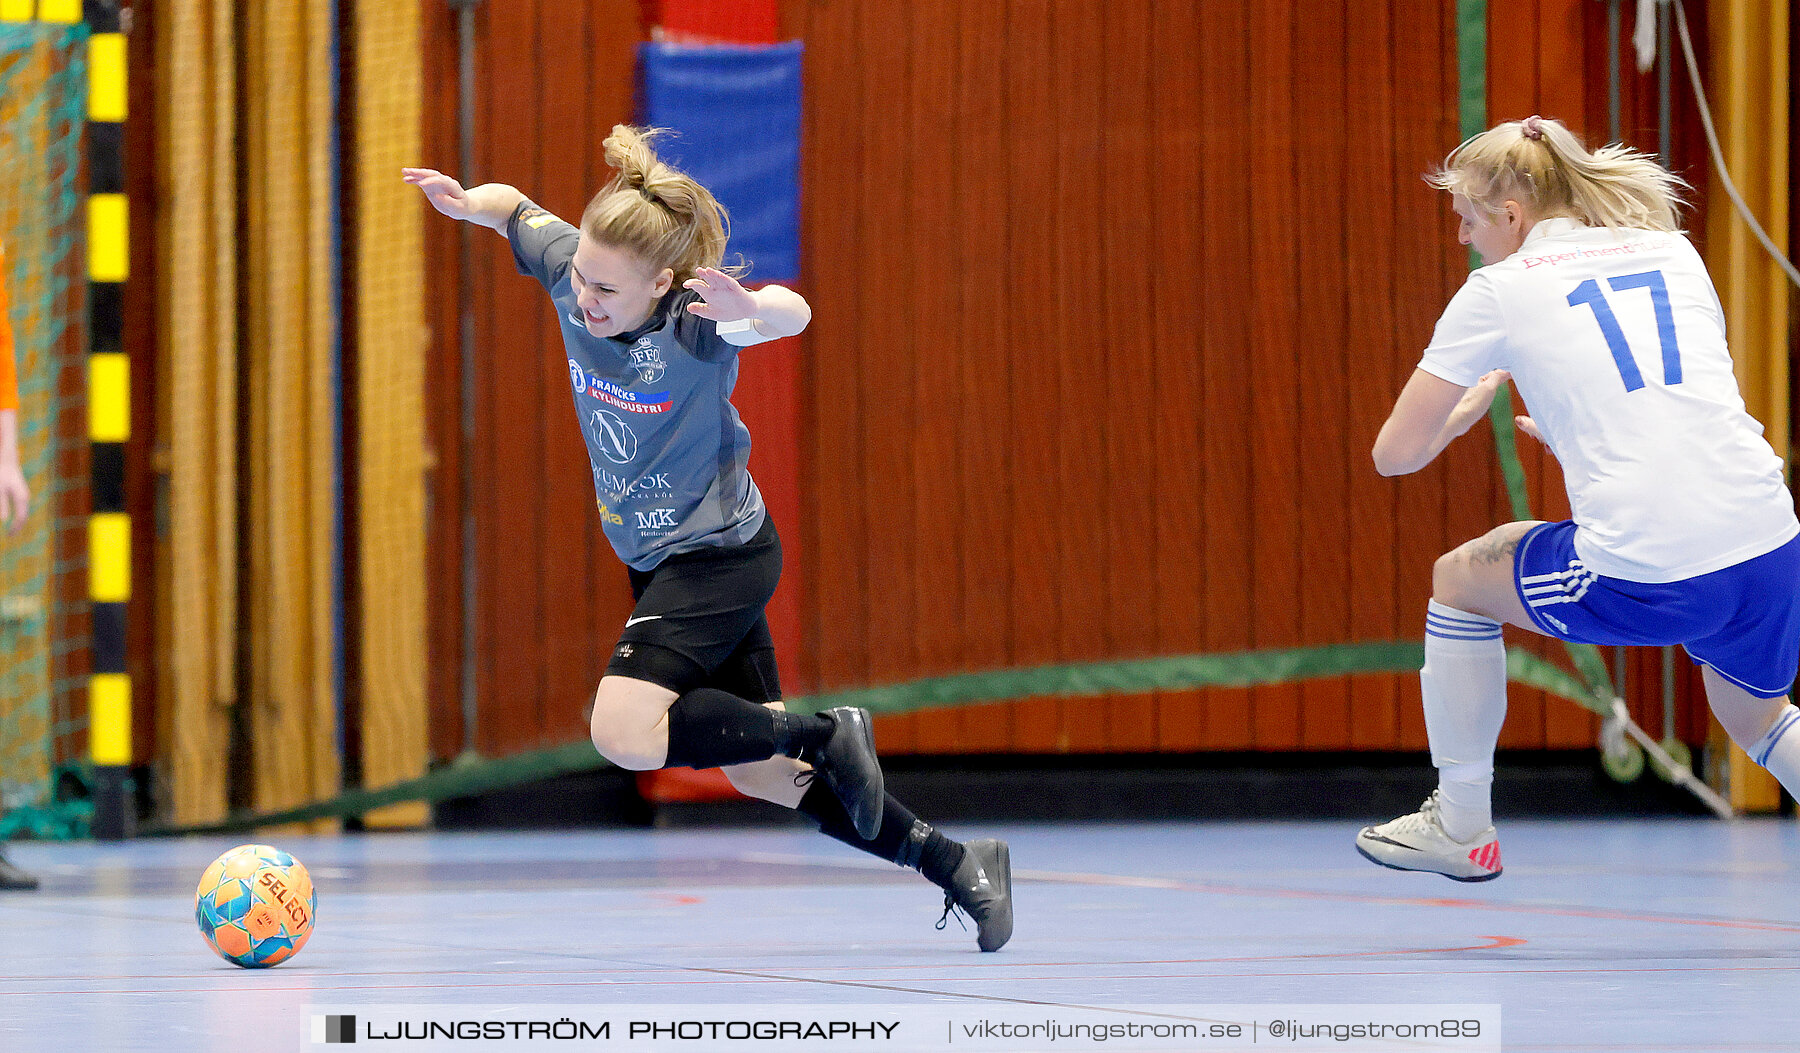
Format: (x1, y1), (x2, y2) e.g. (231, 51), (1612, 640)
(1420, 217), (1797, 583)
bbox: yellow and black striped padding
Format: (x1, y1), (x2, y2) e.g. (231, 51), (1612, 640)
(82, 0), (132, 839)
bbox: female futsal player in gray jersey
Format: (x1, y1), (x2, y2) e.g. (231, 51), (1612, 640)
(1357, 116), (1800, 882)
(405, 125), (1010, 950)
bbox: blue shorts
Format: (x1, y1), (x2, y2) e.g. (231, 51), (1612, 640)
(1514, 521), (1800, 699)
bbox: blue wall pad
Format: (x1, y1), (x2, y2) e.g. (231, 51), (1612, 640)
(638, 40), (803, 285)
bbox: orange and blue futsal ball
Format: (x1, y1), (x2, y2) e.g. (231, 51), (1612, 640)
(194, 844), (316, 968)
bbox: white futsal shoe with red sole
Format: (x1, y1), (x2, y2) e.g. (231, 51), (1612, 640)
(1355, 792), (1503, 882)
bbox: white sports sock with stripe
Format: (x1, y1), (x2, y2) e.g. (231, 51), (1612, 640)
(1422, 600), (1509, 842)
(1749, 704), (1800, 796)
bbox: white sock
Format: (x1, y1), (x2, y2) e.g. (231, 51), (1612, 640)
(1422, 600), (1508, 841)
(1749, 704), (1800, 797)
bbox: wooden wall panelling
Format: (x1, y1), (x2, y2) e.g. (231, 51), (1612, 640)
(1246, 0), (1305, 750)
(533, 0), (601, 746)
(855, 4), (921, 753)
(1345, 0), (1403, 749)
(1100, 0), (1163, 754)
(420, 0), (642, 761)
(422, 0), (1730, 758)
(476, 0), (550, 756)
(125, 2), (160, 770)
(1388, 0), (1461, 753)
(1294, 0), (1355, 750)
(421, 0), (465, 760)
(952, 0), (1019, 753)
(1050, 2), (1112, 752)
(473, 0), (636, 756)
(1149, 0), (1207, 753)
(1195, 0), (1257, 750)
(1001, 1), (1068, 752)
(905, 0), (967, 753)
(798, 0), (868, 701)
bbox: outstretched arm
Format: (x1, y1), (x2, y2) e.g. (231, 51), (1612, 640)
(401, 168), (526, 235)
(681, 267), (811, 346)
(1372, 368), (1511, 477)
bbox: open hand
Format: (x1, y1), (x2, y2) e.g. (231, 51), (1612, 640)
(0, 462), (28, 534)
(402, 168), (476, 222)
(681, 267), (758, 323)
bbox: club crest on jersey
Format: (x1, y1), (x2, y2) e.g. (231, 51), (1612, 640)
(628, 338), (666, 383)
(568, 358), (587, 394)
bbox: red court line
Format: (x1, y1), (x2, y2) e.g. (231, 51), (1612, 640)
(1013, 866), (1800, 935)
(19, 958), (1800, 998)
(633, 936), (1538, 973)
(0, 934), (1531, 985)
(733, 851), (1800, 935)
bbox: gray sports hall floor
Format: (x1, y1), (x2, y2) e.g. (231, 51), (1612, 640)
(2, 819), (1796, 1051)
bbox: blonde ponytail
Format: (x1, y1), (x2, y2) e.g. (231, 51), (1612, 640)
(1427, 116), (1689, 232)
(580, 125), (739, 282)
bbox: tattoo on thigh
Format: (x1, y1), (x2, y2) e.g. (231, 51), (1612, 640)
(1469, 533), (1521, 566)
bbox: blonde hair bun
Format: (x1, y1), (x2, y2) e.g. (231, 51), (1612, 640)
(1427, 116), (1688, 233)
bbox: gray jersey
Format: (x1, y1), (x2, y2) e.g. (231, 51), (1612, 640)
(509, 200), (765, 570)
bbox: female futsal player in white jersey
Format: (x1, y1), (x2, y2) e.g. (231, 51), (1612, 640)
(1356, 115), (1800, 881)
(404, 126), (1011, 948)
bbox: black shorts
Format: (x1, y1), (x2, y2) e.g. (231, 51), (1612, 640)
(604, 515), (783, 702)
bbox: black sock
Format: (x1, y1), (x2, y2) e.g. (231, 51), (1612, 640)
(797, 782), (966, 888)
(769, 709), (834, 760)
(662, 687), (782, 769)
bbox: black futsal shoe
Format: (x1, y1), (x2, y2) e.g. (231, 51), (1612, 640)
(815, 707), (884, 840)
(939, 838), (1012, 952)
(0, 849), (39, 891)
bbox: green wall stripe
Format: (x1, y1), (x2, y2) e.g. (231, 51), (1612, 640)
(1456, 0), (1487, 140)
(1487, 391), (1534, 520)
(143, 645), (1607, 835)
